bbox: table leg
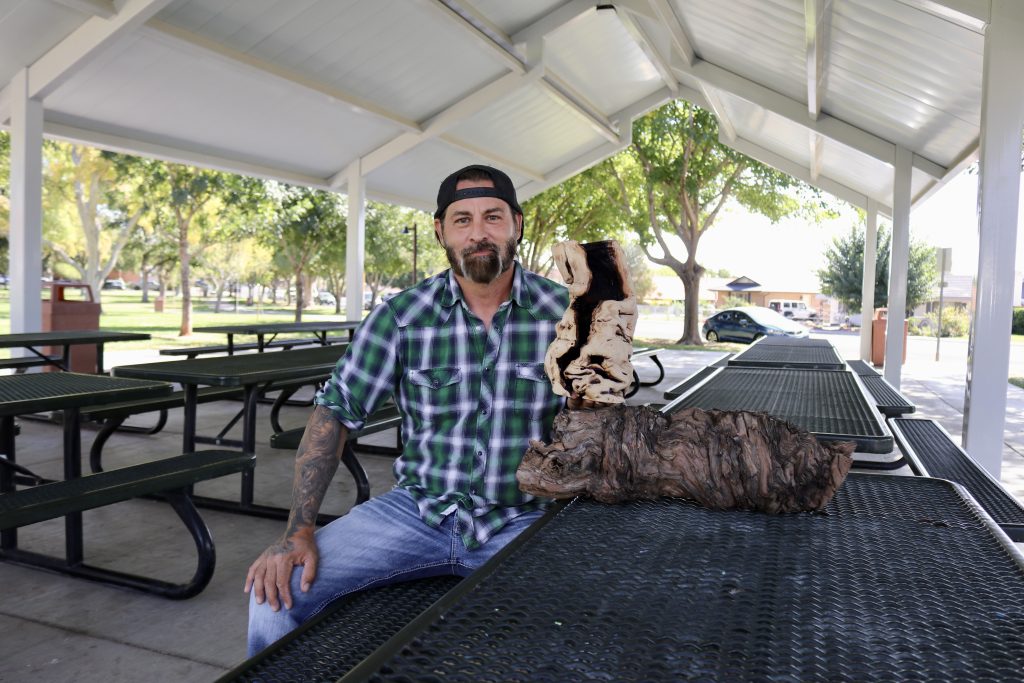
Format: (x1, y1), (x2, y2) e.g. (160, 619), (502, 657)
(60, 344), (71, 371)
(63, 407), (84, 564)
(96, 343), (105, 374)
(1, 416), (17, 550)
(258, 334), (266, 353)
(183, 384), (198, 453)
(241, 384), (259, 506)
(227, 334), (235, 355)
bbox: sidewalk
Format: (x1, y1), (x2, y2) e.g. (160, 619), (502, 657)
(1, 339), (1022, 681)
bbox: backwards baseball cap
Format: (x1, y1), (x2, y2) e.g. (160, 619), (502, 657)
(434, 164), (524, 232)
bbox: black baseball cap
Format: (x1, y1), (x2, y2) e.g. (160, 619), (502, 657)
(434, 165), (525, 241)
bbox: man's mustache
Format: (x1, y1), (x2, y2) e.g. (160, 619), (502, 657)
(461, 241), (499, 258)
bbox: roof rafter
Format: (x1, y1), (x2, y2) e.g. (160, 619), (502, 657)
(419, 0), (619, 142)
(892, 0), (990, 32)
(50, 0), (116, 19)
(805, 0), (833, 181)
(613, 4), (678, 95)
(0, 0), (172, 124)
(729, 135), (890, 213)
(144, 20), (420, 133)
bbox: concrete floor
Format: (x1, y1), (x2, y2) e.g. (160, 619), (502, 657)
(1, 332), (1022, 682)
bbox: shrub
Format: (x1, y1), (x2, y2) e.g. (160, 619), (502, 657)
(923, 307), (970, 337)
(1013, 307), (1024, 335)
(721, 296), (754, 309)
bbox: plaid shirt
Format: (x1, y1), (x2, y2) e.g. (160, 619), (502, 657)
(315, 263), (568, 548)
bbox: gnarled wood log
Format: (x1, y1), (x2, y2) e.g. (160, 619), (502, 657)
(518, 405), (854, 513)
(545, 240), (637, 404)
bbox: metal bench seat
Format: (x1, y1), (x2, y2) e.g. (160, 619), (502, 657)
(890, 417), (1024, 541)
(216, 575), (463, 682)
(159, 337), (332, 358)
(0, 450), (254, 598)
(842, 360), (914, 416)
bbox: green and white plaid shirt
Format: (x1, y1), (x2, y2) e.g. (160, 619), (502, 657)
(315, 263), (568, 548)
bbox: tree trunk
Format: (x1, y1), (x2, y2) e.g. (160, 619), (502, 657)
(679, 260), (705, 345)
(518, 404), (854, 513)
(294, 273), (304, 322)
(178, 217), (192, 336)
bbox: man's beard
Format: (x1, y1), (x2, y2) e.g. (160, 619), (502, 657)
(445, 236), (517, 284)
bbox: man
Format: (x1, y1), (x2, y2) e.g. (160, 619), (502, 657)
(244, 165), (569, 654)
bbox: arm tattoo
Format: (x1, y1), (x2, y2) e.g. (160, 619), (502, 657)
(284, 406), (347, 536)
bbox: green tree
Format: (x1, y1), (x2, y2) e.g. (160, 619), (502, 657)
(520, 165), (628, 277)
(260, 184), (346, 322)
(42, 144), (149, 299)
(609, 101), (819, 344)
(817, 225), (937, 314)
(363, 202), (425, 305)
(144, 162), (253, 335)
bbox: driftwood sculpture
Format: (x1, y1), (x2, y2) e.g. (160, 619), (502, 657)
(519, 238), (854, 512)
(518, 404), (855, 512)
(545, 240), (637, 404)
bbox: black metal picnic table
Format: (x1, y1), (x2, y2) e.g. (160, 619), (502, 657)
(192, 320), (361, 354)
(112, 345), (347, 520)
(728, 335), (845, 369)
(0, 329), (150, 373)
(332, 474), (1024, 682)
(663, 365), (894, 454)
(0, 372), (171, 560)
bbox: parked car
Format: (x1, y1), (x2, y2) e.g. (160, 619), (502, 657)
(102, 278), (126, 290)
(316, 291), (336, 305)
(130, 279), (159, 290)
(702, 307), (809, 343)
(767, 299), (816, 320)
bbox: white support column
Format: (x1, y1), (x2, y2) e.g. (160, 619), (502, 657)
(963, 0), (1024, 476)
(8, 69), (44, 334)
(859, 199), (879, 361)
(345, 161), (367, 322)
(884, 146), (912, 388)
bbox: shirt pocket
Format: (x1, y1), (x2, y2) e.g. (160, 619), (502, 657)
(405, 367), (464, 419)
(512, 362), (551, 413)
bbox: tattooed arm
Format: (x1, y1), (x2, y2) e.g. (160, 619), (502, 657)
(244, 405), (347, 611)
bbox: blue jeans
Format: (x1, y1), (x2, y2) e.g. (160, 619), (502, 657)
(247, 487), (543, 655)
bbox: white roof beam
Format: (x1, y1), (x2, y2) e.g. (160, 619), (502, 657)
(328, 67), (543, 187)
(510, 0), (595, 45)
(647, 0), (696, 67)
(538, 69), (620, 143)
(805, 0), (832, 119)
(0, 0), (172, 123)
(418, 0), (526, 74)
(613, 5), (678, 95)
(420, 0), (618, 143)
(438, 134), (546, 183)
(729, 135), (889, 213)
(681, 59), (947, 178)
(44, 120), (331, 188)
(145, 21), (420, 133)
(911, 138), (979, 207)
(50, 0), (116, 19)
(892, 0), (989, 32)
(809, 133), (824, 181)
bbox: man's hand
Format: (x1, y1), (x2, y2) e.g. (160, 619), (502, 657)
(245, 528), (318, 611)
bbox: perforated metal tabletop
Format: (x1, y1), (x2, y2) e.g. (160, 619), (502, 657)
(0, 372), (171, 416)
(343, 475), (1024, 682)
(728, 339), (845, 369)
(663, 367), (892, 453)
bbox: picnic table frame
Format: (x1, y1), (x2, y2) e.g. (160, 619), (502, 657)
(331, 474), (1024, 682)
(0, 330), (150, 373)
(0, 372), (171, 558)
(192, 320), (361, 354)
(113, 345), (349, 521)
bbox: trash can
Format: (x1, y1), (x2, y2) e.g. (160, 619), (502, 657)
(42, 282), (101, 373)
(870, 308), (908, 367)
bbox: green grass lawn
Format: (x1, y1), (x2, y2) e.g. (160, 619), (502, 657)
(1011, 378), (1024, 391)
(0, 289), (362, 351)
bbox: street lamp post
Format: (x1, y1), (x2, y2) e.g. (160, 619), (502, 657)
(404, 223), (418, 284)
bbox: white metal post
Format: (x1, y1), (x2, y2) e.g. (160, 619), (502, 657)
(8, 69), (44, 334)
(884, 146), (912, 388)
(345, 160), (366, 322)
(859, 199), (878, 361)
(963, 0), (1024, 476)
